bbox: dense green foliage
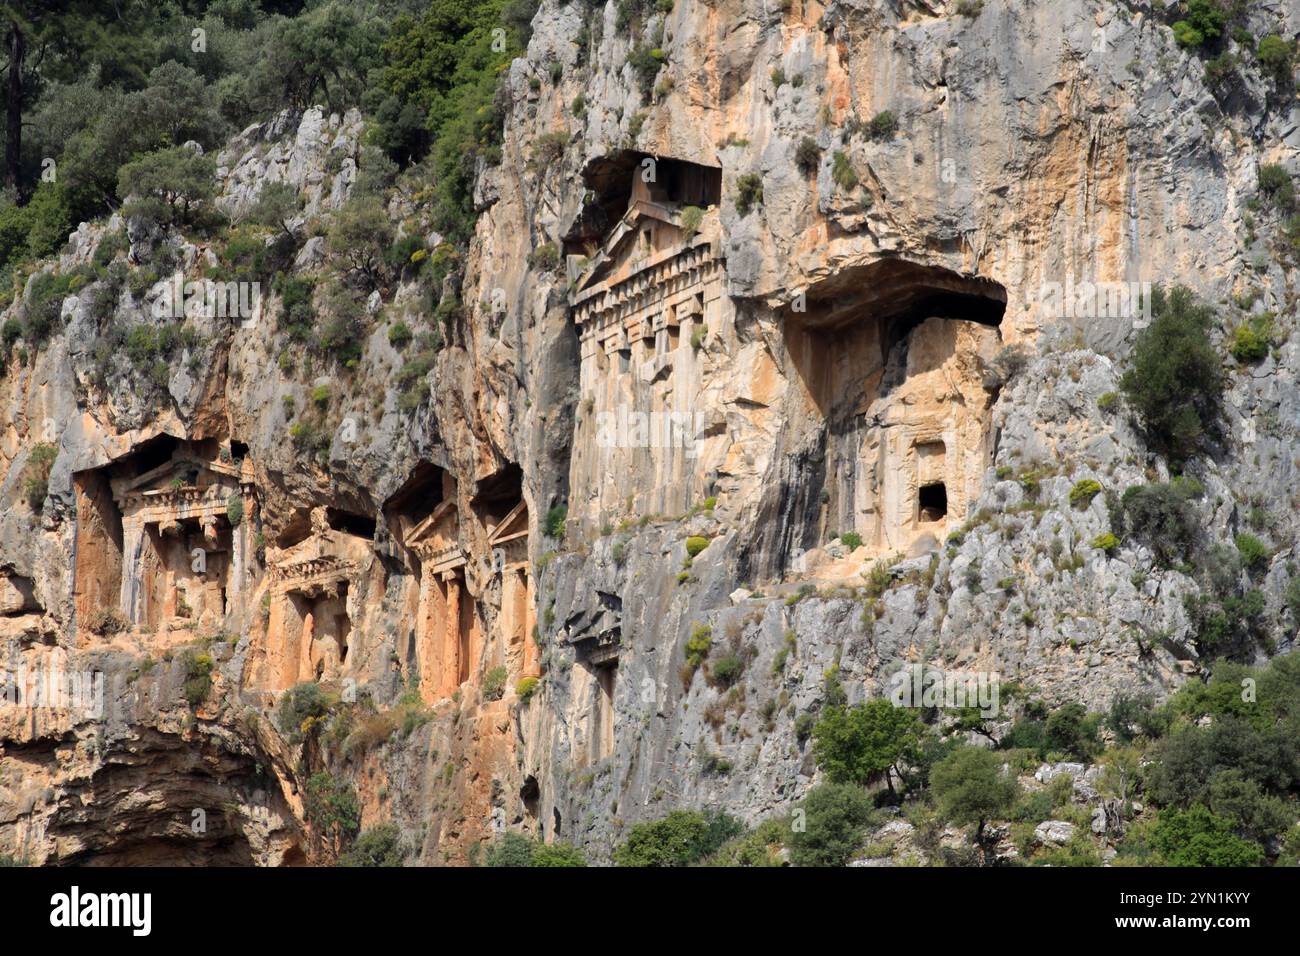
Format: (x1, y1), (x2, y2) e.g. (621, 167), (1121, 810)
(483, 833), (587, 867)
(613, 809), (743, 866)
(339, 824), (406, 867)
(812, 700), (921, 792)
(787, 783), (874, 867)
(1118, 286), (1224, 465)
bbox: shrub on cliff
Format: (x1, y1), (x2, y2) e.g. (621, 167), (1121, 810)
(278, 682), (336, 742)
(1118, 285), (1223, 465)
(1149, 805), (1264, 866)
(482, 665), (507, 701)
(1257, 35), (1296, 83)
(118, 146), (218, 228)
(327, 196), (394, 285)
(180, 650), (214, 708)
(85, 607), (128, 636)
(1170, 0), (1227, 49)
(304, 772), (361, 847)
(733, 173), (763, 216)
(795, 137), (820, 176)
(787, 783), (874, 867)
(483, 833), (586, 867)
(930, 746), (1019, 846)
(339, 824), (405, 867)
(21, 443), (57, 511)
(813, 700), (923, 795)
(1116, 478), (1202, 565)
(613, 809), (743, 866)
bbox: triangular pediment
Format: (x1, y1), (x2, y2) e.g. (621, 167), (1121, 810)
(487, 501), (528, 545)
(118, 455), (241, 498)
(574, 200), (687, 296)
(408, 498), (457, 548)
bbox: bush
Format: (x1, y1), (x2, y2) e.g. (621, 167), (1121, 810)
(708, 653), (744, 689)
(339, 824), (405, 867)
(685, 624), (712, 671)
(482, 665), (508, 701)
(85, 606), (128, 635)
(1171, 0), (1227, 49)
(1044, 702), (1101, 760)
(1068, 478), (1102, 509)
(543, 504), (567, 539)
(831, 150), (858, 190)
(1091, 532), (1119, 555)
(1149, 805), (1264, 866)
(680, 205), (703, 238)
(685, 535), (710, 558)
(1256, 34), (1294, 81)
(226, 494), (244, 528)
(516, 676), (540, 702)
(840, 531), (863, 550)
(327, 196), (395, 284)
(867, 110), (898, 140)
(787, 783), (874, 867)
(303, 772), (361, 846)
(1235, 532), (1270, 572)
(930, 746), (1019, 844)
(1258, 163), (1295, 207)
(1229, 315), (1273, 362)
(1117, 478), (1202, 565)
(795, 137), (820, 175)
(277, 682), (335, 742)
(532, 842), (587, 867)
(388, 320), (413, 349)
(180, 650), (214, 708)
(1118, 286), (1223, 464)
(614, 809), (743, 866)
(528, 241), (559, 271)
(118, 147), (217, 227)
(21, 443), (57, 511)
(813, 700), (923, 793)
(734, 173), (763, 216)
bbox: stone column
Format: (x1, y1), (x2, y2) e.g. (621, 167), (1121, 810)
(443, 572), (461, 696)
(119, 520), (146, 626)
(520, 570), (541, 679)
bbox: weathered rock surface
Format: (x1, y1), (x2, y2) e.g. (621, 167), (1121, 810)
(3, 0), (1300, 865)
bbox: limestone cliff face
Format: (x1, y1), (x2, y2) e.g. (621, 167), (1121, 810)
(3, 0), (1300, 864)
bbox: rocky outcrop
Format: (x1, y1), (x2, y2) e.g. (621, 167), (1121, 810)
(3, 0), (1300, 865)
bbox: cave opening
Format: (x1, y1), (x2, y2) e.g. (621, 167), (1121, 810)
(919, 482), (948, 522)
(563, 150), (723, 257)
(740, 260), (1008, 583)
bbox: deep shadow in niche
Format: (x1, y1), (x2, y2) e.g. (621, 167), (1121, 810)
(741, 259), (1007, 583)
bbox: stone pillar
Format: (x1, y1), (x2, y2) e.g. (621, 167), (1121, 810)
(520, 570), (541, 679)
(119, 520), (146, 625)
(443, 572), (461, 696)
(298, 610), (316, 684)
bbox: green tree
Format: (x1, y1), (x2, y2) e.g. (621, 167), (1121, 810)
(327, 196), (394, 284)
(117, 146), (217, 227)
(613, 809), (743, 867)
(812, 699), (922, 796)
(787, 783), (874, 867)
(339, 824), (405, 867)
(930, 746), (1019, 852)
(1118, 286), (1224, 464)
(303, 772), (361, 852)
(1149, 805), (1264, 866)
